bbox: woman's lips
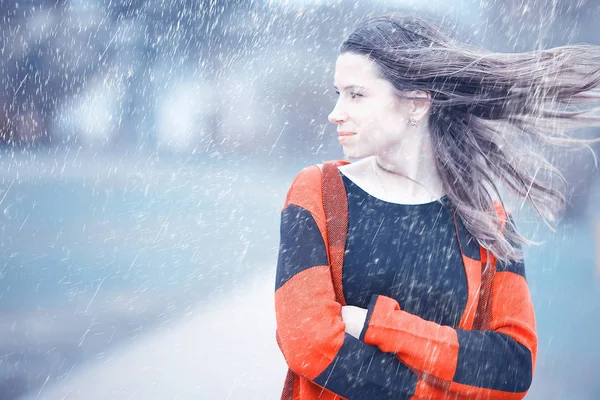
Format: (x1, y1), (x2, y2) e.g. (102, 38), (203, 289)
(338, 132), (356, 144)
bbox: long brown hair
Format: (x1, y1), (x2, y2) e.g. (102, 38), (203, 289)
(340, 14), (600, 262)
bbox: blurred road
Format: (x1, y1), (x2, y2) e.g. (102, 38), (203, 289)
(19, 270), (287, 400)
(0, 149), (289, 399)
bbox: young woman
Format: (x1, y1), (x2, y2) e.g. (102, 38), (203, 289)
(275, 14), (600, 400)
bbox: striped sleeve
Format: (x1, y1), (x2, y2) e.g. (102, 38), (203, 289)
(360, 246), (537, 399)
(274, 167), (420, 399)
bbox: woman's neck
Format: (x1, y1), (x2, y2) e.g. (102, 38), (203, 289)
(372, 134), (445, 200)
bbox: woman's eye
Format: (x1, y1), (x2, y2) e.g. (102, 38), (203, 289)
(333, 90), (362, 99)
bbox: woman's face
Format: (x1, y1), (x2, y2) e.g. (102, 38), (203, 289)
(328, 52), (412, 159)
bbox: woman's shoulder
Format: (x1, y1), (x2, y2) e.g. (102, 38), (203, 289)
(283, 160), (352, 214)
(283, 164), (324, 211)
(288, 164), (321, 189)
(282, 166), (322, 222)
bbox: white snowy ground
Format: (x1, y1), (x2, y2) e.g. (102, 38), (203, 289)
(22, 270), (287, 400)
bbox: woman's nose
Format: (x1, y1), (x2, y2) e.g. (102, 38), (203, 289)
(328, 105), (348, 124)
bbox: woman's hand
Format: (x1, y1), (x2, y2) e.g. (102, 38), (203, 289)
(341, 305), (368, 339)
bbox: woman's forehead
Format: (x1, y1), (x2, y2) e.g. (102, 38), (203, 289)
(334, 53), (377, 76)
(333, 53), (385, 88)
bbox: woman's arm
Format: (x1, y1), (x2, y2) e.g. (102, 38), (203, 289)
(275, 166), (419, 399)
(358, 255), (537, 399)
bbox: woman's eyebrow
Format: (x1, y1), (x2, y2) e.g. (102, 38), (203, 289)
(333, 84), (365, 91)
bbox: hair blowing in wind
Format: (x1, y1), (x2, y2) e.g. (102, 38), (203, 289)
(341, 14), (600, 262)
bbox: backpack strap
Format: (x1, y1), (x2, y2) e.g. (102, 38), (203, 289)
(320, 160), (350, 306)
(472, 201), (508, 331)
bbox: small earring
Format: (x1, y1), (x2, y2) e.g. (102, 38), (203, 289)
(409, 118), (418, 128)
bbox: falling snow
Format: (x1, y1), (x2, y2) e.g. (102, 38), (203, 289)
(0, 1), (599, 399)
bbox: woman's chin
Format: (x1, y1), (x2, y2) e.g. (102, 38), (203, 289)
(341, 148), (364, 160)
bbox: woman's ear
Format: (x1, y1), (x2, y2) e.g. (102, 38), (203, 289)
(408, 90), (431, 122)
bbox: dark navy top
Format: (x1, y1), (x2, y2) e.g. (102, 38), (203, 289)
(340, 172), (468, 328)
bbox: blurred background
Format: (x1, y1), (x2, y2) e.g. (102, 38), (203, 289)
(1, 0), (599, 398)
